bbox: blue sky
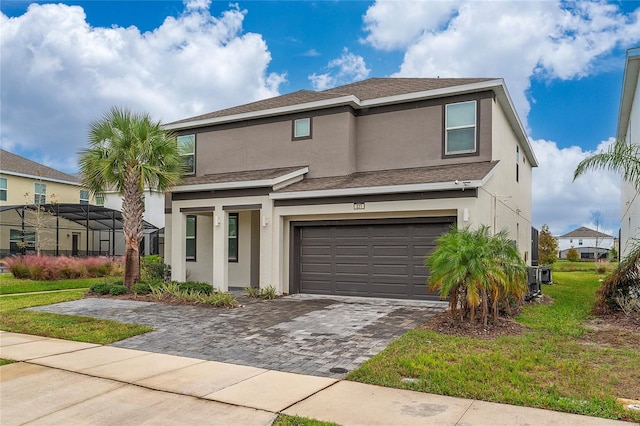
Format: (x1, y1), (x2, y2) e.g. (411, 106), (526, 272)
(1, 0), (640, 235)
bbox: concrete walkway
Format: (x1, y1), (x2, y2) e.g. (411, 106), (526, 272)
(1, 332), (634, 426)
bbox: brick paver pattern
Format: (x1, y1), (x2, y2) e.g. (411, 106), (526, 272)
(31, 295), (445, 378)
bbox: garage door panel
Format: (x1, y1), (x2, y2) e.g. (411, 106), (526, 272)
(297, 220), (452, 300)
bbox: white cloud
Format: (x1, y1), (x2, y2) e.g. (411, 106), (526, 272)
(363, 1), (640, 126)
(531, 138), (621, 236)
(0, 1), (284, 172)
(309, 48), (370, 91)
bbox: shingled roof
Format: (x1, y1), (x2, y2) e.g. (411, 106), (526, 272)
(275, 161), (500, 194)
(560, 226), (614, 239)
(167, 78), (495, 126)
(0, 149), (79, 184)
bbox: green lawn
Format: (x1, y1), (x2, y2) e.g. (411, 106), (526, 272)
(272, 415), (338, 426)
(0, 359), (16, 366)
(348, 271), (640, 422)
(0, 273), (117, 294)
(0, 281), (152, 344)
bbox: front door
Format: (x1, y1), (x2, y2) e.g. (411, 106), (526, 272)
(72, 233), (79, 256)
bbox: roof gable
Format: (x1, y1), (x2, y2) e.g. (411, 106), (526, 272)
(559, 226), (614, 239)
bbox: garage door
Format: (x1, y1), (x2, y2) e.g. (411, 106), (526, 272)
(294, 218), (454, 300)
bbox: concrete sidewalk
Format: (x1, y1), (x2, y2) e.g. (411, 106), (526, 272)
(0, 331), (635, 426)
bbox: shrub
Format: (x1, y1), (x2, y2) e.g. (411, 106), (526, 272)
(177, 281), (213, 295)
(245, 285), (278, 300)
(205, 291), (239, 308)
(245, 286), (260, 298)
(566, 247), (579, 262)
(90, 282), (112, 295)
(109, 285), (127, 296)
(131, 283), (152, 295)
(141, 255), (170, 282)
(595, 261), (609, 274)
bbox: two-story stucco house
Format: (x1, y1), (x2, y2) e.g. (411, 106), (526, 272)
(556, 226), (615, 260)
(163, 78), (537, 300)
(618, 47), (640, 258)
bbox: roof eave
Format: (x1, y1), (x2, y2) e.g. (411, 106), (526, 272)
(616, 46), (640, 141)
(172, 167), (309, 193)
(0, 170), (81, 186)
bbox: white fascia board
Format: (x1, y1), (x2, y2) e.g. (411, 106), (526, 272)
(617, 47), (640, 141)
(360, 79), (505, 108)
(172, 167), (308, 193)
(0, 170), (82, 186)
(164, 80), (504, 131)
(270, 179), (485, 200)
(164, 98), (359, 131)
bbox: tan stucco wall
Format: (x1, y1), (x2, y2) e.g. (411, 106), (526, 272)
(193, 111), (355, 178)
(0, 174), (90, 206)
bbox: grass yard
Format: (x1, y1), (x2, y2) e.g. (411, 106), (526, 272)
(272, 415), (339, 426)
(0, 282), (152, 344)
(0, 273), (116, 294)
(348, 270), (640, 422)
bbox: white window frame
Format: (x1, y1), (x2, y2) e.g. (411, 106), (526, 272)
(95, 193), (105, 206)
(80, 189), (90, 205)
(293, 118), (312, 139)
(0, 177), (6, 201)
(34, 182), (46, 204)
(445, 100), (477, 155)
(177, 135), (196, 175)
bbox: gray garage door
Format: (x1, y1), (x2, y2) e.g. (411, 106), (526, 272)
(295, 219), (453, 300)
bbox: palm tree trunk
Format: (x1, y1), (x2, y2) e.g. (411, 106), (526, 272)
(122, 166), (144, 290)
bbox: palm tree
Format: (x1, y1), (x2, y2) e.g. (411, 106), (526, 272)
(573, 139), (640, 190)
(78, 107), (183, 289)
(425, 225), (527, 326)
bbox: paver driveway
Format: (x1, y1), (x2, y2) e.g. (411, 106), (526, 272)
(31, 294), (445, 378)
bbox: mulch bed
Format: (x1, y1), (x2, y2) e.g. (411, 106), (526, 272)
(418, 309), (528, 338)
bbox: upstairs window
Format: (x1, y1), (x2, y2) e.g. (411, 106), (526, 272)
(293, 118), (312, 140)
(186, 215), (196, 261)
(445, 101), (477, 155)
(0, 177), (6, 201)
(34, 182), (46, 204)
(177, 135), (195, 174)
(95, 193), (105, 206)
(80, 189), (90, 205)
(516, 146), (520, 182)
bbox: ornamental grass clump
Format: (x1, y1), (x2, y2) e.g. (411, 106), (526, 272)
(425, 225), (528, 326)
(3, 255), (122, 281)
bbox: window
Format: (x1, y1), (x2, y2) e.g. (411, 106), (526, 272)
(186, 215), (196, 261)
(34, 182), (46, 204)
(0, 177), (6, 201)
(95, 193), (105, 206)
(516, 146), (520, 182)
(80, 190), (90, 205)
(293, 118), (312, 139)
(177, 135), (195, 174)
(228, 213), (238, 262)
(445, 101), (476, 154)
(578, 239), (583, 246)
(10, 229), (35, 254)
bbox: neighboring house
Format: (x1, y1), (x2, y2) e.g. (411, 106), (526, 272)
(617, 46), (640, 258)
(0, 149), (159, 257)
(163, 78), (538, 300)
(556, 226), (615, 260)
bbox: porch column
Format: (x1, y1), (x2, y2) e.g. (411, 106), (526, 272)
(212, 211), (228, 291)
(259, 204), (274, 291)
(170, 211), (186, 282)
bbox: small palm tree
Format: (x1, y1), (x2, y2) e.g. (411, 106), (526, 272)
(426, 226), (527, 326)
(78, 107), (183, 289)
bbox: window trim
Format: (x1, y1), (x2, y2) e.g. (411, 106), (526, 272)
(444, 100), (478, 156)
(186, 215), (197, 261)
(0, 177), (7, 201)
(80, 189), (90, 205)
(292, 117), (312, 140)
(34, 182), (46, 205)
(228, 212), (239, 263)
(95, 193), (105, 206)
(177, 134), (196, 175)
